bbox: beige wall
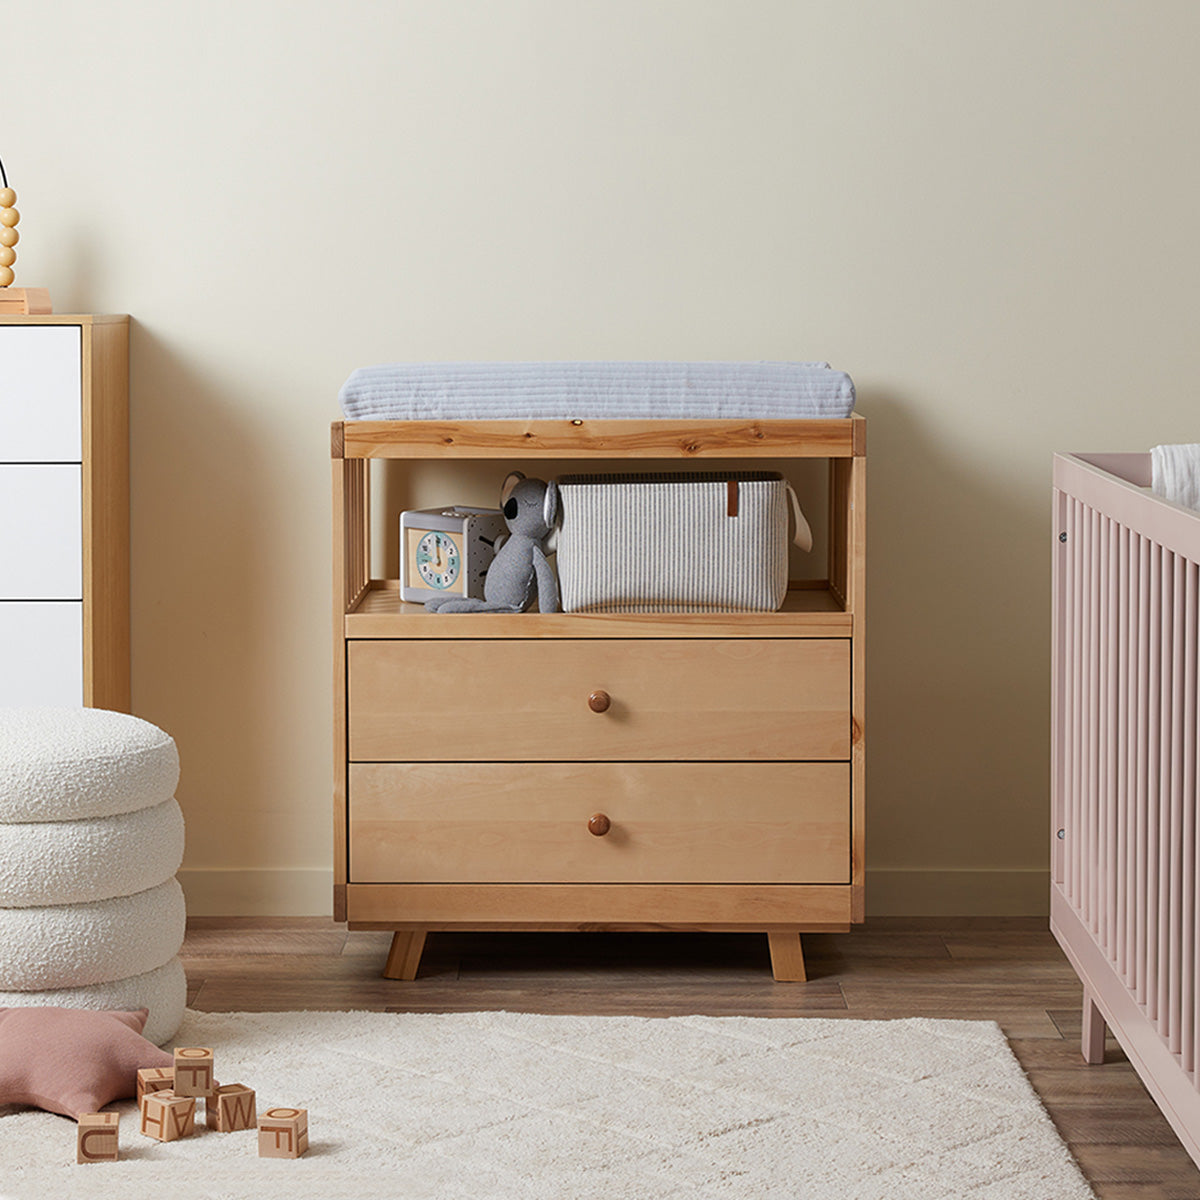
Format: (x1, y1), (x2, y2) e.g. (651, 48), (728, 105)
(8, 2), (1199, 914)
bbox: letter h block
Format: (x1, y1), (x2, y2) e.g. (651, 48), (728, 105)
(139, 1090), (196, 1141)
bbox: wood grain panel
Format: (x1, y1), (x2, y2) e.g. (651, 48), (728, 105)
(349, 761), (849, 884)
(82, 317), (129, 711)
(340, 417), (865, 460)
(345, 580), (852, 639)
(348, 638), (850, 762)
(345, 882), (853, 927)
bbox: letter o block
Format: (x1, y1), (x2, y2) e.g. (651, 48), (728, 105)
(258, 1106), (309, 1158)
(173, 1046), (215, 1097)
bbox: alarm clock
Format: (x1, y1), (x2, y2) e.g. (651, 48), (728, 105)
(400, 506), (508, 603)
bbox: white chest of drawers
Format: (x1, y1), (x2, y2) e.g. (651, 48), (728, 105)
(333, 417), (865, 982)
(0, 315), (129, 709)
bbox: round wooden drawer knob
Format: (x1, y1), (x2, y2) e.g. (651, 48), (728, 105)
(587, 813), (611, 837)
(587, 690), (611, 713)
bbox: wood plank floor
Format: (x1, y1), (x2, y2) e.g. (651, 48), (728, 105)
(182, 917), (1200, 1198)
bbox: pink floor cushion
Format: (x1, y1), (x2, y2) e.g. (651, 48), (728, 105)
(0, 1006), (172, 1119)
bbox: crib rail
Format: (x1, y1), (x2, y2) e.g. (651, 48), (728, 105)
(1052, 451), (1200, 1165)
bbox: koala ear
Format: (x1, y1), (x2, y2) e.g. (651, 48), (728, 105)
(543, 480), (559, 529)
(499, 471), (525, 504)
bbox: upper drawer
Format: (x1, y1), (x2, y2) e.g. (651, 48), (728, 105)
(0, 465), (82, 598)
(0, 326), (82, 462)
(348, 638), (850, 761)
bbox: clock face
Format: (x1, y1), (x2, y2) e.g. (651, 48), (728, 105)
(415, 530), (461, 590)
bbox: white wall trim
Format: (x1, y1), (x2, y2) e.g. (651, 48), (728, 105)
(178, 868), (334, 917)
(867, 868), (1050, 917)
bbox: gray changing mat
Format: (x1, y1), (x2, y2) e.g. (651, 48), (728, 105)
(338, 361), (855, 421)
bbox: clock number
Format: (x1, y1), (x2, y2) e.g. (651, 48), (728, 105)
(416, 530), (462, 590)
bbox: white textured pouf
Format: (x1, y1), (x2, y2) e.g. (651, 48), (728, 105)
(0, 707), (188, 1044)
(0, 707), (179, 822)
(0, 878), (187, 991)
(0, 798), (184, 907)
(0, 958), (187, 1046)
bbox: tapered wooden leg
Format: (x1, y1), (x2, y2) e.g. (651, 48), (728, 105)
(767, 931), (807, 982)
(383, 930), (427, 980)
(1082, 988), (1107, 1064)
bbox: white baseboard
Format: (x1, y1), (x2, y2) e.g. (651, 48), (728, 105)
(178, 866), (1049, 920)
(178, 868), (334, 917)
(867, 868), (1049, 917)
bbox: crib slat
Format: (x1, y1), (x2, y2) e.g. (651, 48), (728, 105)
(1134, 532), (1151, 1005)
(1107, 517), (1122, 963)
(1166, 553), (1186, 1054)
(1158, 549), (1176, 1041)
(1087, 507), (1101, 934)
(1080, 499), (1089, 907)
(1180, 561), (1197, 1074)
(1147, 540), (1163, 1023)
(1102, 513), (1115, 951)
(1117, 524), (1131, 980)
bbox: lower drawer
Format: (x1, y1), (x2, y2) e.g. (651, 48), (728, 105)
(0, 601), (82, 705)
(349, 761), (849, 884)
(0, 464), (82, 598)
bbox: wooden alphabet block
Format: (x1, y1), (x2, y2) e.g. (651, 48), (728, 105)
(77, 1112), (119, 1163)
(173, 1046), (215, 1096)
(207, 1083), (256, 1132)
(258, 1106), (308, 1158)
(136, 1066), (174, 1102)
(139, 1089), (196, 1141)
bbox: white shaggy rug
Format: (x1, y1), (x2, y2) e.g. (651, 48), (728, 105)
(0, 1009), (1095, 1200)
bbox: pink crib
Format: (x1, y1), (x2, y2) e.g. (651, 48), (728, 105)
(1052, 451), (1200, 1165)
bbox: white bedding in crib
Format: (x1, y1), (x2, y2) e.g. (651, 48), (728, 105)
(338, 360), (856, 421)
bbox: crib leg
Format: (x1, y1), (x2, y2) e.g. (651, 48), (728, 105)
(1082, 988), (1107, 1064)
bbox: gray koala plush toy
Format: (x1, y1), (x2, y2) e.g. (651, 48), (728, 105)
(425, 472), (559, 613)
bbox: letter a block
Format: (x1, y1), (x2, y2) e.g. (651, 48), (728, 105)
(173, 1047), (215, 1097)
(258, 1106), (309, 1158)
(139, 1089), (196, 1141)
(207, 1083), (257, 1132)
(77, 1112), (119, 1163)
(136, 1066), (175, 1102)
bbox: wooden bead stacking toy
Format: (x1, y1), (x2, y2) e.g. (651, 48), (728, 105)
(0, 155), (51, 313)
(0, 176), (19, 289)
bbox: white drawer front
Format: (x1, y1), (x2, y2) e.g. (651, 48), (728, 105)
(0, 465), (82, 598)
(0, 326), (82, 462)
(0, 602), (83, 705)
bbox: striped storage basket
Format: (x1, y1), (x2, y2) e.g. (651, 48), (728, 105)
(555, 471), (812, 614)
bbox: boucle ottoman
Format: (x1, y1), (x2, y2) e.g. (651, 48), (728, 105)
(0, 708), (187, 1045)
